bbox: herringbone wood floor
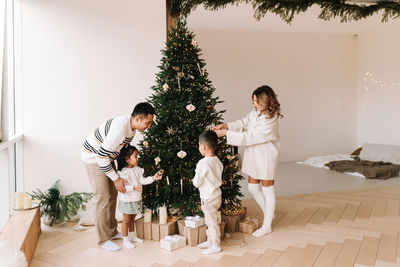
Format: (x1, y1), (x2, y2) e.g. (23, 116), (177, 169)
(31, 185), (400, 267)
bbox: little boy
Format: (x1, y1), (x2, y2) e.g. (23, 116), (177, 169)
(192, 130), (223, 255)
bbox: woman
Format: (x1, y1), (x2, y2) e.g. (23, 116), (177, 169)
(213, 85), (283, 237)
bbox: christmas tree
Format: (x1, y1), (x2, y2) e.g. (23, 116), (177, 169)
(138, 20), (243, 216)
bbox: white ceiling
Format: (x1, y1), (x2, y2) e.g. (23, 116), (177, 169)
(187, 3), (400, 34)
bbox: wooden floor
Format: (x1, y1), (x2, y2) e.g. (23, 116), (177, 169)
(31, 185), (400, 267)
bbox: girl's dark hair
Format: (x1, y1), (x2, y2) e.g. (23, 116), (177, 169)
(117, 145), (138, 171)
(252, 85), (283, 119)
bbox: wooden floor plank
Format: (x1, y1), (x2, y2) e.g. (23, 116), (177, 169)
(292, 244), (323, 267)
(274, 210), (302, 229)
(376, 233), (398, 263)
(385, 200), (400, 217)
(170, 260), (194, 267)
(313, 241), (343, 267)
(355, 202), (374, 219)
(341, 204), (360, 221)
(355, 236), (380, 267)
(252, 249), (282, 267)
(333, 238), (361, 267)
(291, 208), (318, 227)
(271, 246), (303, 267)
(309, 207), (331, 225)
(371, 200), (387, 218)
(325, 206), (346, 223)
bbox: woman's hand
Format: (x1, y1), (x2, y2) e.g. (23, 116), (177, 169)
(215, 129), (228, 137)
(212, 123), (228, 131)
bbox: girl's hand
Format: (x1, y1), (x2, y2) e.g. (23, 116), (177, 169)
(154, 172), (163, 181)
(134, 186), (142, 192)
(212, 123), (227, 131)
(215, 129), (228, 137)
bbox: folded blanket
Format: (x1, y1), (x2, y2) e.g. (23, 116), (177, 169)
(325, 157), (400, 179)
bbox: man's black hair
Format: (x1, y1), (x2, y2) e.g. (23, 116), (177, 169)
(131, 102), (155, 118)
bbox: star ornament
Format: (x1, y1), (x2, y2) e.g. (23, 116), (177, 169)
(166, 127), (174, 135)
(186, 104), (196, 112)
(191, 40), (197, 46)
(177, 150), (187, 159)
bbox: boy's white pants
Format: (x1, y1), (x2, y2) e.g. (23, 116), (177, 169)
(201, 195), (221, 248)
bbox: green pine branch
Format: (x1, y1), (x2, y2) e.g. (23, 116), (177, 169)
(167, 0), (400, 24)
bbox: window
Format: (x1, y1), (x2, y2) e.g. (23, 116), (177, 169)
(0, 0), (23, 230)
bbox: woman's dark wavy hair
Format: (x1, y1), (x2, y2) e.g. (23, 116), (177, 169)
(252, 85), (283, 119)
(116, 144), (138, 171)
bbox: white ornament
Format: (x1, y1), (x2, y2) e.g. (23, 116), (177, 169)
(154, 156), (161, 165)
(163, 83), (169, 90)
(186, 104), (195, 112)
(143, 141), (149, 147)
(192, 40), (197, 46)
(177, 150), (187, 159)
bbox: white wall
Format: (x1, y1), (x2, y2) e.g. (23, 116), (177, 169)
(191, 29), (357, 162)
(356, 26), (400, 147)
(21, 0), (165, 193)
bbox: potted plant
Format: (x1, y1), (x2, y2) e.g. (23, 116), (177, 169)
(29, 180), (93, 226)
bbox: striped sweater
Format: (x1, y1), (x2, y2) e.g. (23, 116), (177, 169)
(81, 114), (136, 181)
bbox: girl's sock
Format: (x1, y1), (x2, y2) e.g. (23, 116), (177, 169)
(123, 236), (135, 249)
(253, 186), (275, 237)
(248, 183), (266, 214)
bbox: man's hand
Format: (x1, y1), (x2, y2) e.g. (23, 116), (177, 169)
(215, 129), (228, 138)
(114, 177), (127, 193)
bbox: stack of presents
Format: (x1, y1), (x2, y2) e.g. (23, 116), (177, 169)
(136, 207), (260, 251)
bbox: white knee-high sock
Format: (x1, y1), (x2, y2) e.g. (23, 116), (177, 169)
(248, 183), (265, 215)
(253, 185), (275, 237)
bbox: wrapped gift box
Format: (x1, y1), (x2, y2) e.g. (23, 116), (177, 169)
(185, 215), (205, 228)
(222, 207), (247, 233)
(178, 220), (225, 246)
(136, 217), (179, 240)
(160, 235), (186, 251)
(239, 218), (259, 234)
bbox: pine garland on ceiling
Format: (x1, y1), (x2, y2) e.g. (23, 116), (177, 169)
(167, 0), (400, 24)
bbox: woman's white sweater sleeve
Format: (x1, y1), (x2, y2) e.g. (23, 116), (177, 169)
(227, 119), (278, 146)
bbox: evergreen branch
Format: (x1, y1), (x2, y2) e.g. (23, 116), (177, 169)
(168, 0), (400, 24)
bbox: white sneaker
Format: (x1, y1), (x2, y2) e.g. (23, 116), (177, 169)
(203, 246), (221, 255)
(101, 240), (120, 251)
(197, 241), (211, 249)
(123, 238), (136, 249)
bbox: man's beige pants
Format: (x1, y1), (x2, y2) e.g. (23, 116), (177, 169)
(201, 195), (221, 248)
(85, 162), (118, 243)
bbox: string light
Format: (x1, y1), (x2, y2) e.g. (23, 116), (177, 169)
(363, 72), (400, 119)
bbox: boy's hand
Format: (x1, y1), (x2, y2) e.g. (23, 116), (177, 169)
(215, 129), (227, 137)
(114, 178), (127, 193)
(134, 186), (142, 192)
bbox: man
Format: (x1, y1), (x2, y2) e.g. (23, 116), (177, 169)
(82, 102), (155, 251)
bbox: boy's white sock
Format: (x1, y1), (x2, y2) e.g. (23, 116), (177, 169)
(128, 231), (143, 243)
(101, 240), (120, 251)
(253, 186), (275, 237)
(111, 232), (123, 240)
(248, 183), (266, 214)
(203, 246), (221, 255)
(123, 236), (135, 249)
(197, 241), (211, 249)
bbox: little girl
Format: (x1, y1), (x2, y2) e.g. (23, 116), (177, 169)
(116, 145), (163, 249)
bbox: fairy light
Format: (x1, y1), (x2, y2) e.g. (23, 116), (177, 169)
(363, 72), (400, 119)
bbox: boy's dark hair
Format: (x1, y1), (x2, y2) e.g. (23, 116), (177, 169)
(199, 130), (218, 150)
(117, 144), (138, 171)
(131, 102), (155, 118)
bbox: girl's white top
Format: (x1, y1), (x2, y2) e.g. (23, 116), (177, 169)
(227, 110), (280, 180)
(118, 166), (154, 202)
(192, 156), (223, 200)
